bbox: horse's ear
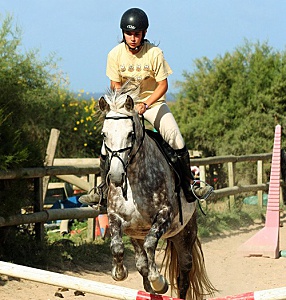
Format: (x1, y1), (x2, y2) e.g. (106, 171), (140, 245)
(125, 95), (134, 111)
(99, 96), (110, 112)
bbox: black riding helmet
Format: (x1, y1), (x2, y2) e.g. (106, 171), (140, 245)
(120, 8), (149, 32)
(120, 8), (149, 51)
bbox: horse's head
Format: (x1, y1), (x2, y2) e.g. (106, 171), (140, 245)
(99, 85), (143, 188)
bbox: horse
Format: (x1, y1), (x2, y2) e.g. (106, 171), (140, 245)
(97, 84), (216, 300)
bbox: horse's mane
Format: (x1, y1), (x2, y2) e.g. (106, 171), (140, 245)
(103, 81), (140, 116)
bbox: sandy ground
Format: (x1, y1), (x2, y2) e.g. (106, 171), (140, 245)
(1, 219), (286, 300)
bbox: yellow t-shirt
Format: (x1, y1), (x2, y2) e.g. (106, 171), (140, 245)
(106, 41), (172, 104)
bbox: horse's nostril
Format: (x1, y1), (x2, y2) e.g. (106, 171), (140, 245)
(109, 172), (125, 187)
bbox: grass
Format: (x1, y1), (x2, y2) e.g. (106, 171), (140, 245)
(42, 220), (135, 272)
(197, 200), (267, 237)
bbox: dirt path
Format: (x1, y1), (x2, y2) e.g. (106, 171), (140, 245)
(1, 220), (286, 300)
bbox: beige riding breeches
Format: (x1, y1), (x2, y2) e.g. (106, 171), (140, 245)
(143, 102), (185, 150)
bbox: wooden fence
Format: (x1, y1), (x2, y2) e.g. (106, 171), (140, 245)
(0, 152), (278, 240)
(190, 152), (273, 208)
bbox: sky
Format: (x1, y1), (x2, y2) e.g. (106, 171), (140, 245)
(0, 0), (285, 94)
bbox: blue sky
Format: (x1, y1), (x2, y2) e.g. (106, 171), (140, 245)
(0, 0), (285, 94)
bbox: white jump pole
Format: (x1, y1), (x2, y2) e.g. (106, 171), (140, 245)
(208, 287), (286, 300)
(0, 261), (182, 300)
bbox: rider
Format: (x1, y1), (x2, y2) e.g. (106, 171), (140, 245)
(80, 8), (213, 206)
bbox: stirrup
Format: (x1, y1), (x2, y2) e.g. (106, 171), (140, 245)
(190, 180), (214, 201)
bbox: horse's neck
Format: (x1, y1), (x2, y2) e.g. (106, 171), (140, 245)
(128, 118), (168, 172)
(130, 133), (164, 171)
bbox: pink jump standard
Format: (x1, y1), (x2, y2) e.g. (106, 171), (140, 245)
(238, 124), (281, 258)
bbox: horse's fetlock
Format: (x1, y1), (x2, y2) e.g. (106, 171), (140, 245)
(148, 269), (160, 283)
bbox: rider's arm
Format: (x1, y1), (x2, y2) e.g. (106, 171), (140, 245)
(136, 79), (168, 114)
(144, 78), (168, 107)
(110, 81), (121, 91)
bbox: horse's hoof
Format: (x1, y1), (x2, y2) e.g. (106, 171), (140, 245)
(111, 265), (128, 281)
(151, 275), (169, 294)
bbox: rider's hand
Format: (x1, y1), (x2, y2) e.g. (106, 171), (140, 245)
(135, 102), (147, 115)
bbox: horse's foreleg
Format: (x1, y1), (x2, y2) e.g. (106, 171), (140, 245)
(109, 213), (128, 281)
(144, 207), (171, 293)
(130, 238), (155, 294)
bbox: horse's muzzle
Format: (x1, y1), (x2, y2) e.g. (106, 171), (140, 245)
(108, 172), (125, 187)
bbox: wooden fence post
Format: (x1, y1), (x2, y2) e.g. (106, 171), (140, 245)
(228, 162), (235, 209)
(199, 165), (206, 186)
(199, 165), (207, 209)
(34, 177), (44, 241)
(257, 160), (263, 207)
(87, 174), (96, 241)
(43, 128), (60, 200)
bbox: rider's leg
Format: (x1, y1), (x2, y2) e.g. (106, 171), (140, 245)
(176, 146), (213, 202)
(144, 103), (213, 202)
(79, 154), (109, 206)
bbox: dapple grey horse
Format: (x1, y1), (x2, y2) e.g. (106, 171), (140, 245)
(97, 85), (216, 300)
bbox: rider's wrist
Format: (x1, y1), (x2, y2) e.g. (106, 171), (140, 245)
(143, 103), (149, 109)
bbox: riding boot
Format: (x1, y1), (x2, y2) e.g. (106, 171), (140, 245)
(79, 155), (109, 207)
(176, 147), (213, 203)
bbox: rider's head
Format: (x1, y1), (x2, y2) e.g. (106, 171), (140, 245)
(120, 8), (149, 51)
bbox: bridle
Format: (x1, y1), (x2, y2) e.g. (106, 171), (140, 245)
(103, 114), (146, 198)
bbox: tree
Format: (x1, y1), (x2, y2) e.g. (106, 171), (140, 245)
(0, 15), (103, 170)
(172, 41), (286, 157)
(0, 15), (60, 169)
(0, 15), (104, 217)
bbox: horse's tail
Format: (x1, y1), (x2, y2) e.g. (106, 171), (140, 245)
(189, 237), (218, 299)
(163, 237), (217, 300)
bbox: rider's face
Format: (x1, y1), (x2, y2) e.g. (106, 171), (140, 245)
(124, 31), (144, 49)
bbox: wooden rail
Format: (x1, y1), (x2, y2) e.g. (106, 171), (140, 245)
(0, 207), (103, 227)
(191, 153), (272, 207)
(0, 165), (100, 179)
(190, 153), (272, 165)
(0, 163), (100, 240)
(0, 153), (275, 235)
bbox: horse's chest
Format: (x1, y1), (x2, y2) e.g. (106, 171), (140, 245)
(108, 196), (152, 225)
(108, 185), (158, 233)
